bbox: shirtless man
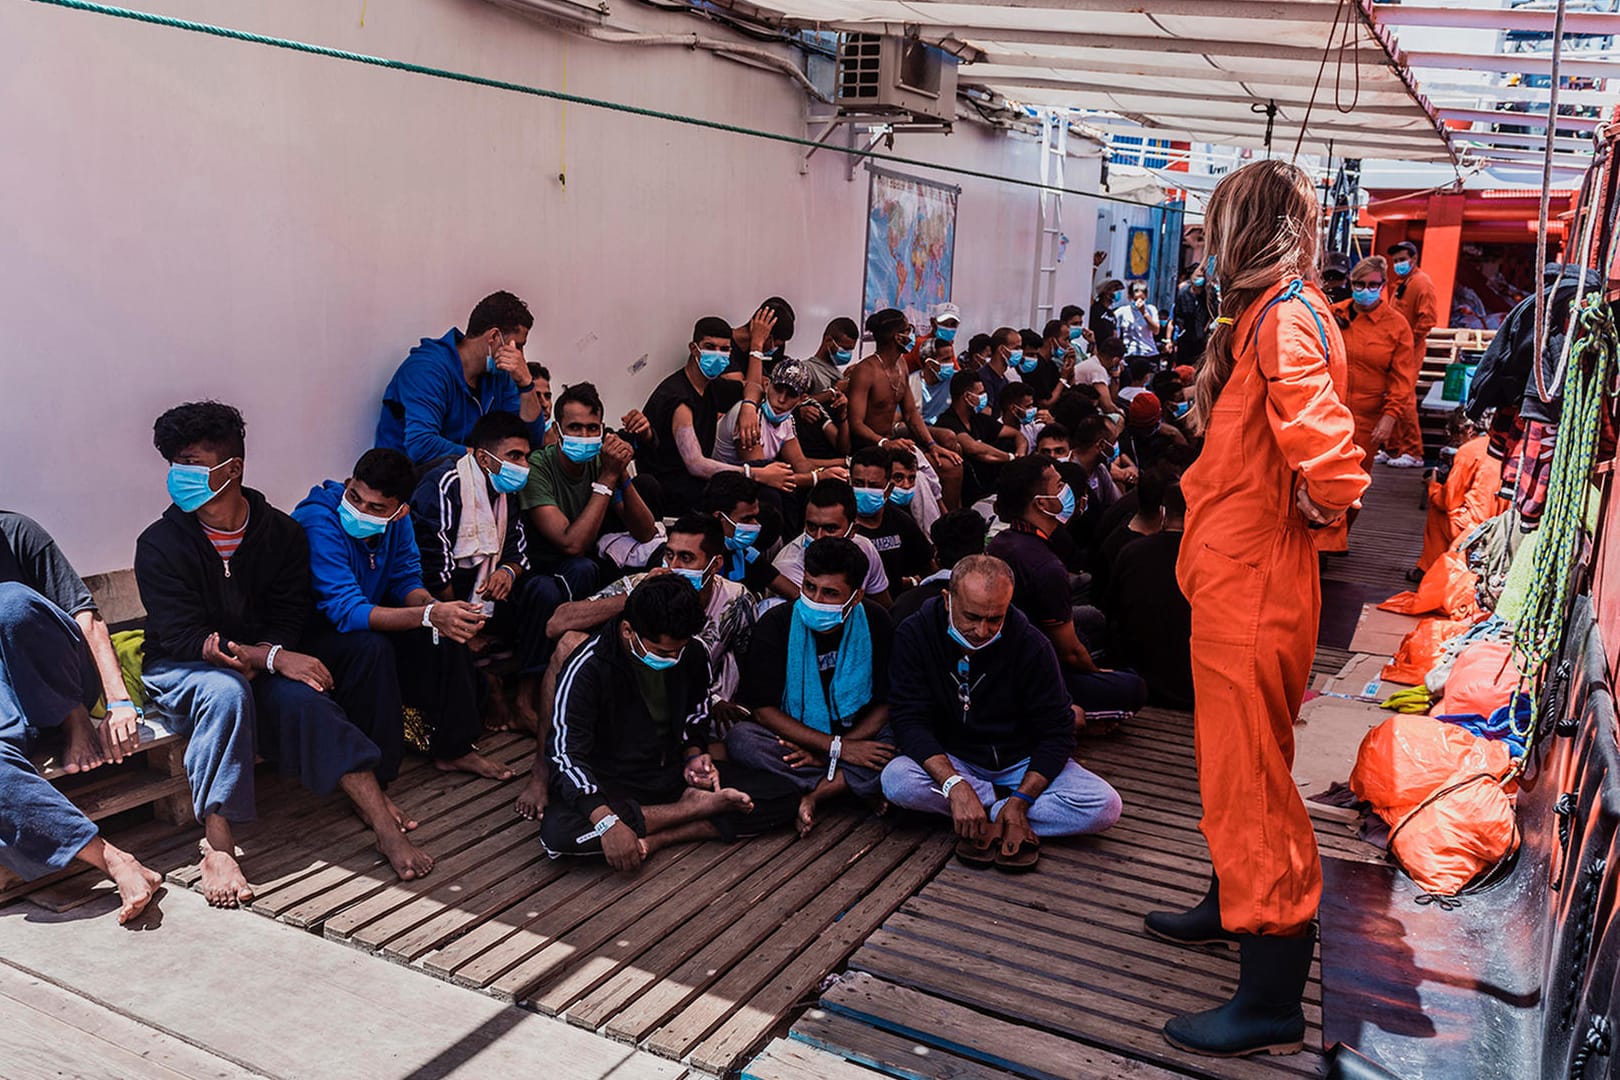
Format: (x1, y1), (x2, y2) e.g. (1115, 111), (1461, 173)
(846, 307), (964, 510)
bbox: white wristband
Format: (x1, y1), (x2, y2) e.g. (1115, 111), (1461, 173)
(590, 482), (613, 498)
(743, 463), (753, 480)
(826, 736), (842, 782)
(940, 774), (966, 798)
(265, 644), (283, 675)
(421, 603), (440, 645)
(576, 813), (620, 845)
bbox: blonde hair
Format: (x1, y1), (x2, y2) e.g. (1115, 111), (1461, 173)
(1349, 255), (1387, 285)
(1193, 161), (1322, 431)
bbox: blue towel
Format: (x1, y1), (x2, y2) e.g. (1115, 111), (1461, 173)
(784, 603), (873, 735)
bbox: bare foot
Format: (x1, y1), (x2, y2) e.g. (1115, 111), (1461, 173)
(376, 828), (433, 881)
(103, 844), (163, 925)
(435, 750), (516, 781)
(796, 793), (817, 839)
(382, 794), (418, 832)
(61, 708), (105, 774)
(511, 698), (540, 735)
(481, 671), (521, 732)
(678, 785), (754, 815)
(514, 774), (548, 821)
(198, 840), (254, 909)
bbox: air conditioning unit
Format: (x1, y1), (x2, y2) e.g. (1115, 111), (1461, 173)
(836, 34), (959, 124)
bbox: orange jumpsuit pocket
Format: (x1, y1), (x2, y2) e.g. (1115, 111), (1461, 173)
(1186, 543), (1265, 646)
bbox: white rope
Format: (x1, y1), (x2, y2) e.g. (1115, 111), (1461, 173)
(1531, 0), (1569, 397)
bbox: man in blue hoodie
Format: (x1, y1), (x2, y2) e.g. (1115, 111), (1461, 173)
(376, 291), (548, 466)
(293, 449), (514, 785)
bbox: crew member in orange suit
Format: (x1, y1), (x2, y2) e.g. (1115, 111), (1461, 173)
(1382, 240), (1441, 468)
(1414, 417), (1507, 576)
(1336, 255), (1419, 472)
(1144, 161), (1370, 1059)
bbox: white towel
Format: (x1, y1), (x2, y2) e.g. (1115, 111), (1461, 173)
(451, 452), (506, 598)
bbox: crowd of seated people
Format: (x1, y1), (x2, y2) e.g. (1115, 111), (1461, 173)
(1, 282), (1212, 920)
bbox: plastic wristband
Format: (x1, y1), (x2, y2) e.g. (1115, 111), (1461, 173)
(591, 482), (614, 498)
(739, 398), (761, 411)
(685, 750), (704, 762)
(750, 350), (770, 360)
(576, 813), (621, 845)
(265, 644), (283, 674)
(878, 438), (889, 448)
(939, 774), (967, 798)
(105, 699), (142, 716)
(743, 464), (753, 480)
(826, 736), (842, 782)
(421, 603), (440, 646)
(495, 565), (517, 581)
(1008, 790), (1036, 806)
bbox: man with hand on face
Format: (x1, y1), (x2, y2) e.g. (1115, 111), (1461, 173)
(728, 538), (894, 838)
(881, 556), (1122, 872)
(542, 575), (797, 869)
(850, 448), (933, 593)
(294, 449), (514, 786)
(137, 402), (433, 899)
(376, 290), (548, 466)
(719, 298), (797, 453)
(1115, 282), (1163, 357)
(771, 479), (891, 606)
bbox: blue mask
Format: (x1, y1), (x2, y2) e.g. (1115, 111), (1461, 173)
(1016, 352), (1038, 375)
(889, 486), (915, 507)
(485, 351), (498, 375)
(935, 326), (957, 344)
(795, 595), (852, 633)
(1113, 289), (1126, 306)
(1352, 286), (1383, 308)
(630, 629), (681, 670)
(763, 398), (792, 424)
(339, 496), (394, 540)
(723, 515), (761, 552)
(698, 349), (731, 379)
(1022, 407), (1038, 425)
(936, 362), (957, 381)
(667, 557), (715, 591)
(560, 435), (603, 463)
(1006, 348), (1024, 370)
(1102, 442), (1121, 464)
(975, 392), (990, 411)
(1043, 483), (1077, 524)
(1192, 276), (1206, 287)
(484, 454), (531, 495)
(832, 348), (853, 364)
(854, 488), (887, 516)
(1068, 324), (1085, 342)
(166, 459), (235, 513)
(1170, 400), (1192, 420)
(946, 596), (1002, 653)
(900, 333), (917, 352)
(1393, 260), (1412, 277)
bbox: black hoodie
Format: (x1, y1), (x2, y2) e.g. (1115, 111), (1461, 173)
(133, 487), (314, 665)
(1467, 265), (1605, 425)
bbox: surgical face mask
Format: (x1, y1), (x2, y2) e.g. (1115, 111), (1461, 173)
(698, 349), (731, 379)
(339, 496), (395, 540)
(1040, 483), (1077, 524)
(630, 630), (681, 671)
(1393, 260), (1412, 277)
(935, 362), (957, 381)
(947, 595), (1003, 653)
(832, 347), (853, 364)
(560, 435), (603, 463)
(974, 392), (990, 411)
(935, 326), (958, 344)
(1016, 353), (1038, 375)
(899, 333), (917, 352)
(889, 485), (915, 508)
(854, 487), (887, 516)
(166, 459), (236, 513)
(1352, 286), (1383, 308)
(1068, 324), (1085, 342)
(1192, 276), (1206, 287)
(722, 514), (761, 552)
(1005, 348), (1024, 370)
(666, 556), (716, 591)
(482, 452), (531, 495)
(1102, 442), (1121, 464)
(1170, 400), (1192, 420)
(1022, 406), (1038, 425)
(1113, 289), (1126, 306)
(801, 525), (851, 549)
(1052, 343), (1067, 361)
(795, 594), (853, 633)
(763, 396), (793, 424)
(486, 349), (498, 375)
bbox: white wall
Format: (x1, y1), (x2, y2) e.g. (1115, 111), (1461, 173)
(0, 0), (1099, 574)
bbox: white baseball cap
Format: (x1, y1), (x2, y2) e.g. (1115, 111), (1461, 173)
(930, 302), (961, 325)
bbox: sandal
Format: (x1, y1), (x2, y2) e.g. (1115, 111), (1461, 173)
(994, 837), (1041, 874)
(955, 821), (1002, 869)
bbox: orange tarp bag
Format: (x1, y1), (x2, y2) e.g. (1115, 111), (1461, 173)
(1387, 772), (1520, 898)
(1350, 714), (1513, 826)
(1379, 550), (1482, 622)
(1439, 640), (1523, 719)
(1381, 616), (1478, 685)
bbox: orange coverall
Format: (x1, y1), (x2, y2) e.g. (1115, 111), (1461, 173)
(1335, 297), (1420, 472)
(1417, 435), (1508, 572)
(1178, 279), (1370, 936)
(1388, 266), (1441, 459)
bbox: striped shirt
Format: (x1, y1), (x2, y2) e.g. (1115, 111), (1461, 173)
(202, 512), (249, 565)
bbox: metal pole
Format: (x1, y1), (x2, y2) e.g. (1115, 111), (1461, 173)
(1531, 0), (1568, 380)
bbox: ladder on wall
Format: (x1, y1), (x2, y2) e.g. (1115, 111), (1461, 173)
(1030, 109), (1067, 328)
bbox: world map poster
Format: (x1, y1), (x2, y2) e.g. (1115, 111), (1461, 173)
(862, 167), (959, 329)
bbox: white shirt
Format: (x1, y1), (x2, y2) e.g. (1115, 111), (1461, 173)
(714, 402), (796, 465)
(772, 533), (891, 597)
(1117, 386), (1148, 404)
(1114, 302), (1161, 356)
(1072, 357), (1110, 387)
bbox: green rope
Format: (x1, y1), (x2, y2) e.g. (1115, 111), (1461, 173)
(1510, 295), (1616, 752)
(27, 0), (1149, 208)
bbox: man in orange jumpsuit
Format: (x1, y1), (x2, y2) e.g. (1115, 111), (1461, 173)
(1145, 161), (1370, 1059)
(1335, 256), (1419, 473)
(1416, 423), (1507, 574)
(1382, 241), (1441, 468)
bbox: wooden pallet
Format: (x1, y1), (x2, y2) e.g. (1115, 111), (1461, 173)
(1416, 327), (1496, 459)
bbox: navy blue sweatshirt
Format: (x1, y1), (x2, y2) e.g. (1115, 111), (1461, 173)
(889, 596), (1075, 781)
(409, 457), (533, 594)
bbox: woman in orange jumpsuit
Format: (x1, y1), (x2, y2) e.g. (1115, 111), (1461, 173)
(1335, 256), (1420, 476)
(1144, 161), (1370, 1058)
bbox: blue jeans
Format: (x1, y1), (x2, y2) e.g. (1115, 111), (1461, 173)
(0, 584), (100, 880)
(880, 753), (1122, 838)
(142, 660), (381, 823)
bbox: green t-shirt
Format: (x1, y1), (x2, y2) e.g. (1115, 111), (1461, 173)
(518, 444), (603, 520)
